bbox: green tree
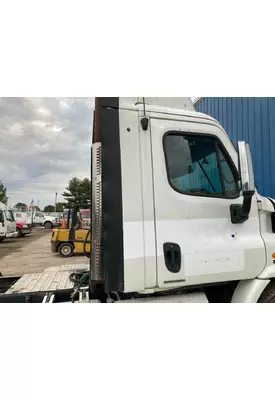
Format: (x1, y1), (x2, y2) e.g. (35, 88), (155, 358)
(56, 202), (65, 212)
(62, 177), (91, 207)
(80, 178), (91, 205)
(44, 205), (55, 212)
(0, 181), (8, 205)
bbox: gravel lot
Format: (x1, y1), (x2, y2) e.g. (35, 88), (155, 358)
(0, 227), (89, 276)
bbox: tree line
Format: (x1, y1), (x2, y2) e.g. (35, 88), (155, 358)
(0, 180), (8, 205)
(0, 177), (90, 212)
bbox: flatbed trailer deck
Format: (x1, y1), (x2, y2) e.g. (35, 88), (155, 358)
(0, 264), (90, 303)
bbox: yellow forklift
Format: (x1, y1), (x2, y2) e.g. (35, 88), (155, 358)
(51, 206), (91, 257)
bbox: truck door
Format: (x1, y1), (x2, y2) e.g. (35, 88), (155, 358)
(33, 212), (44, 224)
(150, 117), (266, 289)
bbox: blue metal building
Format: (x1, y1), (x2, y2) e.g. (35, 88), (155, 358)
(194, 97), (275, 198)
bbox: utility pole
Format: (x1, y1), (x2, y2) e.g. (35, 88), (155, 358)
(55, 192), (58, 212)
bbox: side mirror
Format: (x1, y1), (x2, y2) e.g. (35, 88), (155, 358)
(230, 141), (255, 224)
(239, 141), (255, 194)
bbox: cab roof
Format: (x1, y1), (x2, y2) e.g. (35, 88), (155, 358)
(117, 97), (218, 123)
(97, 97), (221, 128)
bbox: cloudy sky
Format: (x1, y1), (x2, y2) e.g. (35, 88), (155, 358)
(0, 97), (197, 209)
(0, 97), (94, 209)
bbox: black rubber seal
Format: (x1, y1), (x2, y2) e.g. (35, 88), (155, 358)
(99, 98), (124, 292)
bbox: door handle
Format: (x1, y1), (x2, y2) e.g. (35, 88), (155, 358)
(163, 243), (181, 273)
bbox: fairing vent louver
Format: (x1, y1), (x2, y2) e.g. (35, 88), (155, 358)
(91, 142), (103, 281)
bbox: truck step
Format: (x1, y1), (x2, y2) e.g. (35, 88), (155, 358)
(115, 292), (208, 303)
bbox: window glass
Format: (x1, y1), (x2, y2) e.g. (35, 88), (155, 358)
(164, 134), (238, 197)
(218, 147), (238, 196)
(5, 210), (15, 221)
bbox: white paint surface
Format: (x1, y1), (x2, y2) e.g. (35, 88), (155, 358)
(150, 116), (266, 288)
(184, 250), (245, 276)
(118, 104), (268, 293)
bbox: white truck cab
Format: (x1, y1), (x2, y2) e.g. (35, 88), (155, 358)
(1, 97), (275, 303)
(0, 202), (17, 242)
(90, 97), (275, 303)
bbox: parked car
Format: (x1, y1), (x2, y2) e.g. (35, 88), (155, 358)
(16, 221), (32, 237)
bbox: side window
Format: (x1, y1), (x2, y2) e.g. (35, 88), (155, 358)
(164, 134), (238, 198)
(217, 147), (238, 196)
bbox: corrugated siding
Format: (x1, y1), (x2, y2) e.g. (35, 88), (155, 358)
(195, 97), (275, 198)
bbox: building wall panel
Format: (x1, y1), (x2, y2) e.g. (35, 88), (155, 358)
(195, 97), (275, 198)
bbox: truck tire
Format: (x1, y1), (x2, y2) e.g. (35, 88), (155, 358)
(0, 237), (4, 243)
(17, 229), (23, 238)
(44, 221), (53, 229)
(258, 282), (275, 303)
(58, 243), (74, 257)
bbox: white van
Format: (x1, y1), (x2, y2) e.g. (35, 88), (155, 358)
(14, 211), (29, 222)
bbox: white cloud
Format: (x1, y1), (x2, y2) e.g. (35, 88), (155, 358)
(37, 107), (51, 116)
(0, 97), (94, 209)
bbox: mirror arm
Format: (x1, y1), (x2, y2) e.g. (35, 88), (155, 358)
(230, 191), (254, 224)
